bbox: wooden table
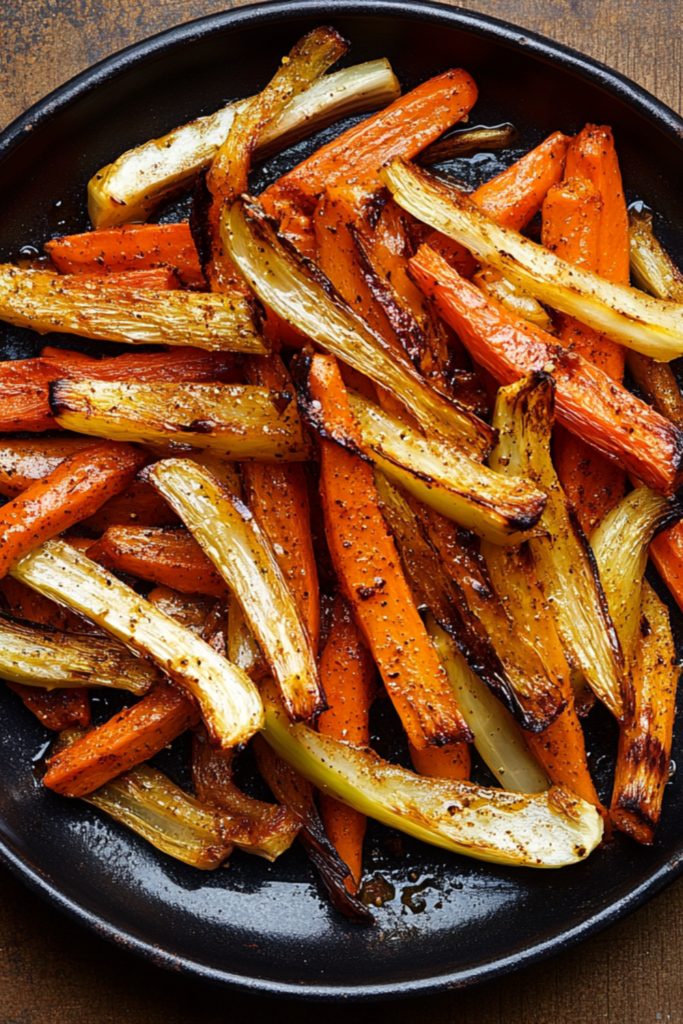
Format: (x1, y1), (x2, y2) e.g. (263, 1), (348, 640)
(1, 2), (682, 1021)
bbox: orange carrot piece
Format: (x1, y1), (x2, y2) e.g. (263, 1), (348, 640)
(262, 69), (478, 216)
(525, 705), (601, 808)
(0, 576), (93, 633)
(242, 353), (320, 651)
(45, 223), (205, 287)
(310, 353), (471, 750)
(425, 131), (571, 271)
(409, 245), (683, 494)
(88, 527), (228, 598)
(317, 593), (375, 889)
(408, 741), (471, 781)
(565, 125), (630, 286)
(0, 438), (99, 497)
(58, 267), (181, 291)
(542, 132), (630, 531)
(79, 481), (179, 531)
(474, 130), (572, 230)
(314, 191), (401, 348)
(651, 525), (683, 615)
(0, 442), (145, 578)
(43, 681), (199, 797)
(6, 682), (90, 731)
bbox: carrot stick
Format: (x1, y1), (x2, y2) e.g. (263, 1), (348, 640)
(409, 245), (683, 494)
(565, 125), (631, 287)
(0, 442), (145, 578)
(408, 741), (471, 781)
(426, 131), (571, 272)
(43, 681), (199, 797)
(88, 527), (229, 598)
(542, 135), (630, 531)
(650, 524), (683, 615)
(45, 223), (205, 287)
(79, 481), (179, 531)
(58, 268), (181, 291)
(473, 130), (571, 231)
(0, 442), (179, 527)
(242, 353), (320, 651)
(525, 706), (601, 808)
(6, 682), (90, 731)
(317, 593), (375, 889)
(262, 69), (478, 216)
(309, 352), (471, 750)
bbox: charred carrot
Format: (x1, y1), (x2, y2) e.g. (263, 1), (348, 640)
(317, 592), (375, 889)
(409, 245), (683, 494)
(88, 527), (228, 598)
(6, 682), (90, 731)
(0, 442), (145, 578)
(309, 352), (471, 750)
(262, 69), (478, 217)
(45, 223), (205, 287)
(242, 352), (320, 651)
(43, 681), (199, 797)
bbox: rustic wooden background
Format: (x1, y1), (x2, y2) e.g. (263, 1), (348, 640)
(1, 2), (682, 1021)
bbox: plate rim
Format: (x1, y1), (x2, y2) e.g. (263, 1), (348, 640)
(2, 0), (683, 1000)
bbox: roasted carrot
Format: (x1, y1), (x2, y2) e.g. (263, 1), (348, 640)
(309, 352), (471, 750)
(262, 69), (478, 217)
(0, 442), (145, 578)
(473, 130), (571, 231)
(88, 527), (229, 598)
(650, 525), (683, 616)
(43, 680), (199, 797)
(565, 125), (630, 287)
(541, 137), (629, 531)
(317, 593), (375, 889)
(426, 131), (571, 273)
(36, 346), (236, 383)
(6, 682), (90, 731)
(79, 481), (179, 531)
(408, 741), (471, 781)
(58, 267), (181, 291)
(409, 245), (683, 494)
(242, 352), (320, 651)
(45, 223), (205, 287)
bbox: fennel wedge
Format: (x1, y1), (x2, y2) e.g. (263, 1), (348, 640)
(88, 61), (400, 228)
(0, 615), (159, 695)
(221, 198), (495, 458)
(10, 540), (263, 748)
(427, 615), (549, 794)
(50, 380), (309, 460)
(297, 374), (546, 543)
(491, 375), (625, 720)
(261, 688), (602, 868)
(591, 488), (680, 664)
(383, 158), (683, 361)
(0, 267), (263, 353)
(145, 459), (325, 722)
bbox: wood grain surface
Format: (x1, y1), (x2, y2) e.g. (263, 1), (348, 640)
(1, 2), (682, 1022)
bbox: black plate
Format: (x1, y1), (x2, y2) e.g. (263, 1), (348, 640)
(2, 0), (683, 1001)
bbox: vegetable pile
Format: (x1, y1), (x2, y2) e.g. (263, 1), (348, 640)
(2, 25), (683, 921)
